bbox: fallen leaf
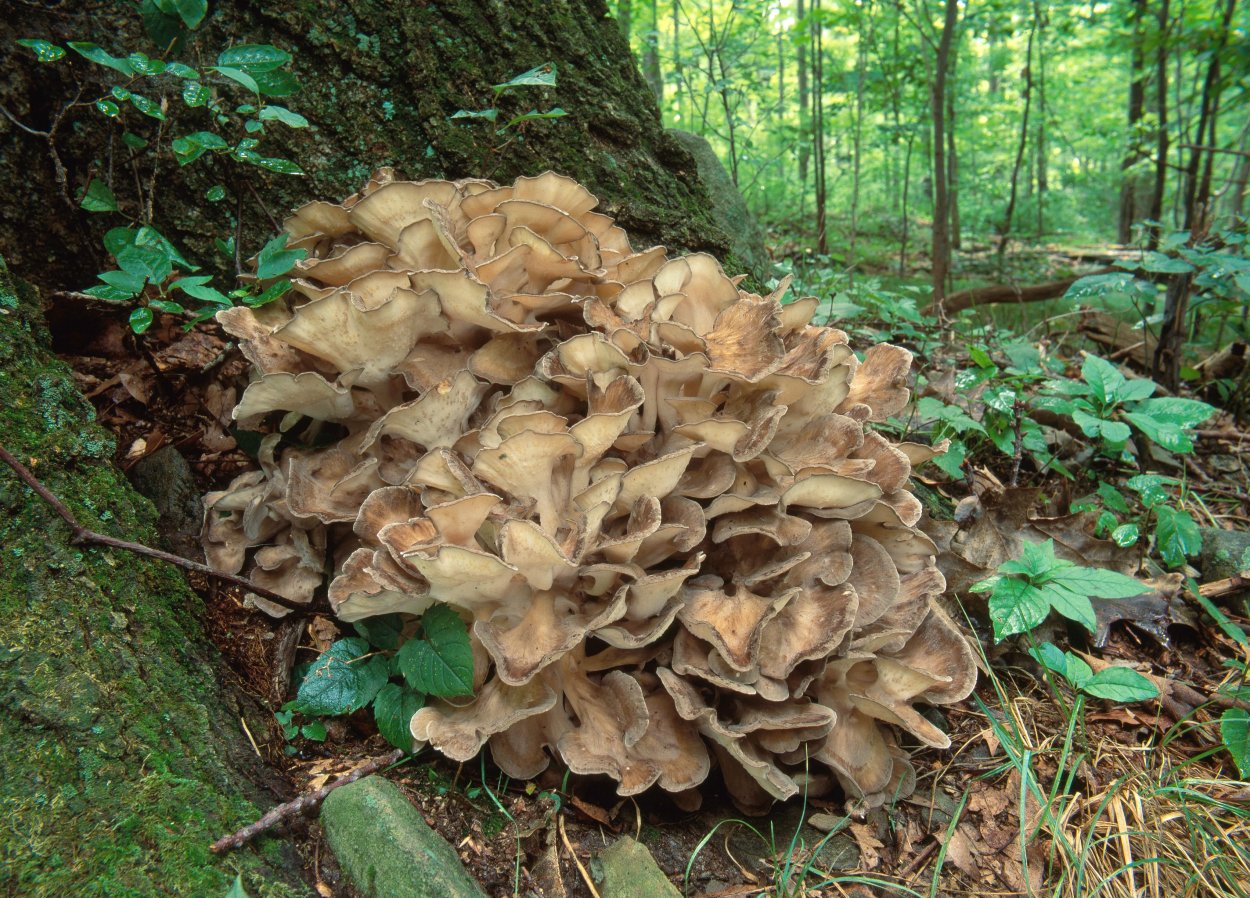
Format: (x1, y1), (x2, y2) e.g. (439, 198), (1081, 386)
(849, 823), (885, 870)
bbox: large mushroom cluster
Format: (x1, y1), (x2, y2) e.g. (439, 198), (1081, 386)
(203, 170), (976, 811)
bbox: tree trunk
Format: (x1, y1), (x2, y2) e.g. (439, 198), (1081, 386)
(1147, 0), (1171, 248)
(849, 5), (870, 280)
(930, 0), (960, 313)
(797, 0), (810, 190)
(813, 0), (828, 254)
(643, 0), (663, 102)
(998, 20), (1035, 276)
(0, 0), (750, 291)
(1034, 0), (1047, 237)
(1118, 0), (1148, 243)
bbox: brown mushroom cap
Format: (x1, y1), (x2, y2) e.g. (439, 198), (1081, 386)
(204, 171), (975, 811)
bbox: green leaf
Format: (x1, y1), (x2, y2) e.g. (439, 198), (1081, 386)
(178, 283), (231, 305)
(111, 86), (133, 101)
(397, 605), (474, 697)
(121, 132), (148, 150)
(1028, 641), (1070, 678)
(259, 104), (309, 128)
(1126, 474), (1171, 509)
(1036, 581), (1098, 634)
(95, 98), (120, 117)
(80, 178), (119, 213)
(182, 80), (211, 107)
(205, 184), (227, 202)
(98, 270), (146, 294)
(292, 637), (389, 716)
(931, 439), (966, 479)
(354, 614), (405, 651)
(217, 44), (292, 71)
(300, 720), (327, 742)
(1123, 397), (1216, 454)
(1111, 523), (1140, 547)
(128, 93), (166, 120)
(1062, 653), (1094, 689)
(83, 283), (136, 302)
(211, 65), (260, 94)
(165, 62), (199, 79)
(171, 131), (228, 165)
(1116, 378), (1157, 402)
(252, 68), (301, 97)
(1221, 708), (1250, 777)
(253, 156), (305, 175)
(450, 108), (499, 122)
(373, 682), (425, 751)
(247, 279), (293, 307)
(18, 38), (65, 63)
(140, 0), (188, 54)
(502, 107), (569, 129)
(68, 42), (136, 75)
(244, 119), (265, 134)
(255, 234), (305, 279)
(969, 346), (994, 368)
(988, 578), (1052, 642)
(224, 874), (251, 898)
(129, 307), (155, 334)
(1082, 666), (1159, 702)
(1097, 482), (1131, 515)
(493, 63), (557, 93)
(1154, 506), (1202, 568)
(169, 0), (208, 28)
(127, 52), (166, 75)
(1045, 565), (1148, 599)
(149, 299), (184, 314)
(1002, 539), (1061, 580)
(116, 243), (173, 283)
(1081, 354), (1126, 407)
(1140, 251), (1194, 274)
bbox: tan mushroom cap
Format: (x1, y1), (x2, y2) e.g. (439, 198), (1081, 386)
(204, 171), (975, 811)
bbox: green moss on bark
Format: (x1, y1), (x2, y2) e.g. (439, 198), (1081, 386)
(0, 259), (303, 898)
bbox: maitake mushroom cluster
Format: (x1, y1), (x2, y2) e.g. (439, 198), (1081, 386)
(204, 170), (976, 811)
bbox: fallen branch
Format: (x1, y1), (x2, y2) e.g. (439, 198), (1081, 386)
(1199, 572), (1250, 600)
(922, 268), (1114, 316)
(210, 749), (404, 854)
(0, 443), (319, 615)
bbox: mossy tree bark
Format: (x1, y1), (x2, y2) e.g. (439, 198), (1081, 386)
(0, 261), (305, 897)
(0, 0), (754, 293)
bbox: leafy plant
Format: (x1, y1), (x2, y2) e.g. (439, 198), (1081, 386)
(1035, 354), (1215, 458)
(971, 538), (1149, 641)
(1070, 474), (1203, 569)
(16, 24), (310, 333)
(1028, 641), (1158, 702)
(280, 605), (473, 752)
(450, 62), (568, 135)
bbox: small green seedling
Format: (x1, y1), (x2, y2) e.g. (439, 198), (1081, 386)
(1028, 641), (1158, 702)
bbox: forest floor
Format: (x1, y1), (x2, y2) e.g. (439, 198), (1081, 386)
(46, 241), (1250, 898)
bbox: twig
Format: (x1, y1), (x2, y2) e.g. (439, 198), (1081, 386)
(1199, 572), (1250, 599)
(0, 101), (50, 136)
(0, 443), (319, 615)
(210, 749), (403, 854)
(558, 812), (603, 898)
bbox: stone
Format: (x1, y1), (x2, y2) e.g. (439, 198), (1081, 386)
(666, 129), (772, 283)
(594, 836), (681, 898)
(321, 775), (487, 898)
(1199, 527), (1250, 582)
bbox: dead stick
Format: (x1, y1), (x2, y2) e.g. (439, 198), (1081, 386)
(1199, 572), (1250, 599)
(0, 443), (318, 615)
(210, 749), (403, 854)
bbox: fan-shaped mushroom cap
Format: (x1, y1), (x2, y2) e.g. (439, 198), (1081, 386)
(203, 171), (975, 812)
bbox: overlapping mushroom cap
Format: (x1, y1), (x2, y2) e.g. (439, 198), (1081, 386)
(204, 170), (976, 810)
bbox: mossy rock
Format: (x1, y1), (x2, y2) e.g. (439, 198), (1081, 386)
(0, 259), (304, 897)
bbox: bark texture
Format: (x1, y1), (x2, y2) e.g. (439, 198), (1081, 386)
(0, 259), (304, 897)
(0, 0), (752, 292)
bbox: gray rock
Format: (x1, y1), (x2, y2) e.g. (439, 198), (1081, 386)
(321, 775), (487, 898)
(1199, 527), (1250, 582)
(127, 445), (202, 557)
(594, 836), (681, 898)
(666, 129), (772, 283)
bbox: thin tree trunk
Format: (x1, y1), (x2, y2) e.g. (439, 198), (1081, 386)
(1118, 0), (1148, 243)
(643, 0), (662, 102)
(997, 21), (1035, 277)
(1147, 0), (1170, 248)
(947, 80), (960, 251)
(900, 131), (914, 276)
(813, 0), (828, 254)
(617, 0), (633, 41)
(797, 0), (810, 189)
(930, 0), (960, 313)
(1034, 0), (1047, 237)
(672, 0), (684, 123)
(849, 5), (869, 280)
